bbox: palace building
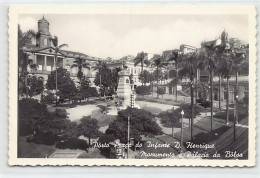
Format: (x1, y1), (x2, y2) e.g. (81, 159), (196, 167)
(22, 16), (102, 85)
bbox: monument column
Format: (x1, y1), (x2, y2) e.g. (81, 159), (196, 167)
(116, 70), (132, 109)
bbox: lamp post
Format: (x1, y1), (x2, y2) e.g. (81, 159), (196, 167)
(208, 85), (213, 132)
(99, 75), (102, 100)
(127, 93), (135, 159)
(180, 109), (184, 153)
(234, 95), (238, 141)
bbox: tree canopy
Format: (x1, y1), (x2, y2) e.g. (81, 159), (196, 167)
(46, 68), (77, 100)
(106, 107), (162, 143)
(78, 116), (102, 145)
(21, 75), (44, 98)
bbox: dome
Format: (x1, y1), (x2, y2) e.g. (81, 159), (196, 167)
(38, 16), (49, 24)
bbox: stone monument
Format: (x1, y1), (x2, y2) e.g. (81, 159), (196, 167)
(116, 69), (132, 109)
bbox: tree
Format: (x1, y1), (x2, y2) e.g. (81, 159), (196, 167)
(46, 68), (77, 103)
(98, 134), (116, 157)
(51, 36), (68, 105)
(74, 56), (91, 87)
(200, 41), (222, 131)
(79, 76), (91, 100)
(151, 55), (165, 99)
(167, 50), (183, 101)
(134, 51), (149, 85)
(18, 25), (37, 98)
(138, 70), (153, 84)
(78, 116), (101, 145)
(157, 87), (165, 98)
(178, 51), (204, 140)
(85, 87), (99, 100)
(41, 93), (56, 105)
(93, 60), (104, 99)
(21, 75), (44, 98)
(94, 61), (114, 97)
(232, 52), (246, 123)
(159, 109), (180, 137)
(106, 107), (162, 143)
(218, 53), (234, 124)
(219, 51), (246, 124)
(18, 98), (48, 136)
(111, 67), (122, 92)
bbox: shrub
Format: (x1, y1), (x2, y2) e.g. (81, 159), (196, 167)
(157, 87), (165, 98)
(56, 138), (89, 150)
(200, 100), (211, 108)
(159, 109), (180, 128)
(135, 85), (151, 96)
(27, 132), (57, 146)
(86, 87), (99, 98)
(55, 108), (68, 118)
(196, 98), (204, 104)
(176, 104), (204, 119)
(41, 93), (56, 105)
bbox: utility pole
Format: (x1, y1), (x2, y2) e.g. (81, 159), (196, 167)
(99, 74), (102, 100)
(55, 52), (58, 106)
(127, 114), (130, 158)
(127, 93), (135, 159)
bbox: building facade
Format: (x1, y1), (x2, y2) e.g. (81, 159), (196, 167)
(22, 17), (101, 86)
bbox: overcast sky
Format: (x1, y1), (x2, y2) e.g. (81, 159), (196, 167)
(19, 14), (248, 59)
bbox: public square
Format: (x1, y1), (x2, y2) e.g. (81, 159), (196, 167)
(17, 14), (249, 159)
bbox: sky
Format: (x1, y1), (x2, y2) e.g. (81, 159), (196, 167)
(19, 14), (248, 59)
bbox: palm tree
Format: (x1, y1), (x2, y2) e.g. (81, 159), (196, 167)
(219, 53), (235, 124)
(231, 51), (246, 124)
(51, 36), (68, 106)
(200, 41), (221, 132)
(74, 56), (91, 87)
(152, 55), (164, 99)
(134, 51), (147, 85)
(168, 50), (182, 101)
(178, 51), (204, 140)
(93, 60), (104, 99)
(18, 26), (38, 98)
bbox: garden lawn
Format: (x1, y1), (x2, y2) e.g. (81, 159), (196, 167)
(18, 137), (56, 158)
(214, 109), (248, 124)
(136, 95), (182, 106)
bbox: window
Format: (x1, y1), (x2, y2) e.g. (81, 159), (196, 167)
(44, 38), (48, 46)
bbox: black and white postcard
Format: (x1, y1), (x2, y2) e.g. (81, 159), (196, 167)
(8, 4), (256, 166)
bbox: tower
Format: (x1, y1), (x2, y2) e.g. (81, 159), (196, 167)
(36, 16), (52, 48)
(221, 29), (228, 44)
